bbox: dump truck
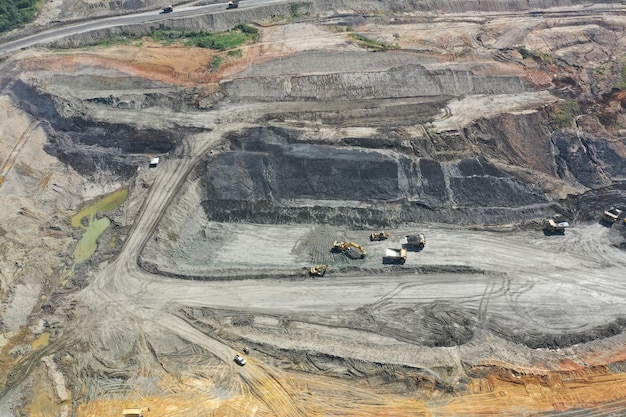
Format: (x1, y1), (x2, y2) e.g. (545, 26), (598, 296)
(544, 218), (569, 234)
(602, 207), (623, 223)
(227, 1), (238, 8)
(160, 5), (173, 13)
(370, 231), (390, 241)
(309, 265), (328, 277)
(384, 248), (407, 264)
(405, 234), (426, 249)
(332, 241), (366, 258)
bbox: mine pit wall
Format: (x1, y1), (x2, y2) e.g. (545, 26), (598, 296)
(193, 124), (626, 228)
(47, 0), (620, 49)
(6, 79), (184, 180)
(194, 127), (551, 227)
(8, 0), (626, 222)
(221, 67), (530, 102)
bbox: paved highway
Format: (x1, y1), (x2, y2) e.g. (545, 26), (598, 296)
(0, 0), (286, 54)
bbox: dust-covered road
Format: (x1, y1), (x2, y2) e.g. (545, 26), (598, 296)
(80, 102), (626, 373)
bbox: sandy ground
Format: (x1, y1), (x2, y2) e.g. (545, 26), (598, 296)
(73, 123), (626, 416)
(2, 3), (626, 416)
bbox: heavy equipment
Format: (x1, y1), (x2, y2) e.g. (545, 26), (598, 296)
(404, 234), (426, 249)
(544, 218), (569, 235)
(383, 248), (407, 264)
(370, 231), (390, 241)
(603, 207), (623, 223)
(309, 264), (328, 277)
(332, 241), (366, 258)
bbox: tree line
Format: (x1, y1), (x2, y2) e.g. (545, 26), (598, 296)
(0, 0), (38, 34)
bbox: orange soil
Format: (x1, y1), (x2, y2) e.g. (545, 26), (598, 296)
(74, 363), (626, 417)
(18, 41), (227, 89)
(11, 27), (625, 417)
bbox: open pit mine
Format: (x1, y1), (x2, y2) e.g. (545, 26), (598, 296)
(1, 0), (626, 415)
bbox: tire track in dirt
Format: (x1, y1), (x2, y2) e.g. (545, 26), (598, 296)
(0, 121), (38, 188)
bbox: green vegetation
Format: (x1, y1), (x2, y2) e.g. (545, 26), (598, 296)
(616, 64), (626, 89)
(518, 46), (556, 66)
(595, 64), (607, 76)
(95, 33), (139, 47)
(82, 24), (259, 50)
(349, 33), (397, 52)
(210, 55), (222, 71)
(551, 99), (581, 129)
(593, 60), (626, 90)
(0, 0), (39, 34)
(150, 24), (258, 50)
(290, 2), (312, 18)
(209, 48), (243, 71)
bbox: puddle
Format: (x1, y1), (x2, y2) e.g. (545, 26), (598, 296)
(31, 332), (50, 350)
(73, 217), (111, 264)
(71, 189), (128, 229)
(70, 188), (128, 265)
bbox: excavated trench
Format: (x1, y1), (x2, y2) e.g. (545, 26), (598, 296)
(4, 13), (626, 412)
(198, 126), (550, 226)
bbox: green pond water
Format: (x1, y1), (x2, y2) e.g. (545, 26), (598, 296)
(71, 189), (128, 264)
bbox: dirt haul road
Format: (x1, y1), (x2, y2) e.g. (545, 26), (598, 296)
(4, 2), (626, 415)
(71, 101), (626, 416)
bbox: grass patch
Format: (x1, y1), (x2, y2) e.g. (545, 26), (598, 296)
(187, 30), (248, 50)
(210, 48), (244, 71)
(290, 2), (312, 18)
(210, 55), (222, 71)
(616, 65), (626, 89)
(550, 99), (581, 129)
(518, 46), (556, 65)
(349, 33), (396, 52)
(81, 24), (259, 50)
(156, 24), (258, 49)
(95, 34), (139, 47)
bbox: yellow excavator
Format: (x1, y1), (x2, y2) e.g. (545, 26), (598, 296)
(332, 241), (366, 258)
(309, 265), (329, 277)
(370, 231), (390, 241)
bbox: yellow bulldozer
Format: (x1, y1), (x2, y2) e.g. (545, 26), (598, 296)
(602, 207), (623, 223)
(309, 264), (328, 277)
(332, 241), (366, 258)
(370, 231), (390, 241)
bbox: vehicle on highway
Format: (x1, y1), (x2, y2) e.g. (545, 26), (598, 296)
(234, 354), (246, 366)
(160, 5), (173, 13)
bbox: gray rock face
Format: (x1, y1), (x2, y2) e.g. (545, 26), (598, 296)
(222, 65), (529, 101)
(8, 79), (182, 180)
(198, 128), (549, 226)
(552, 132), (626, 188)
